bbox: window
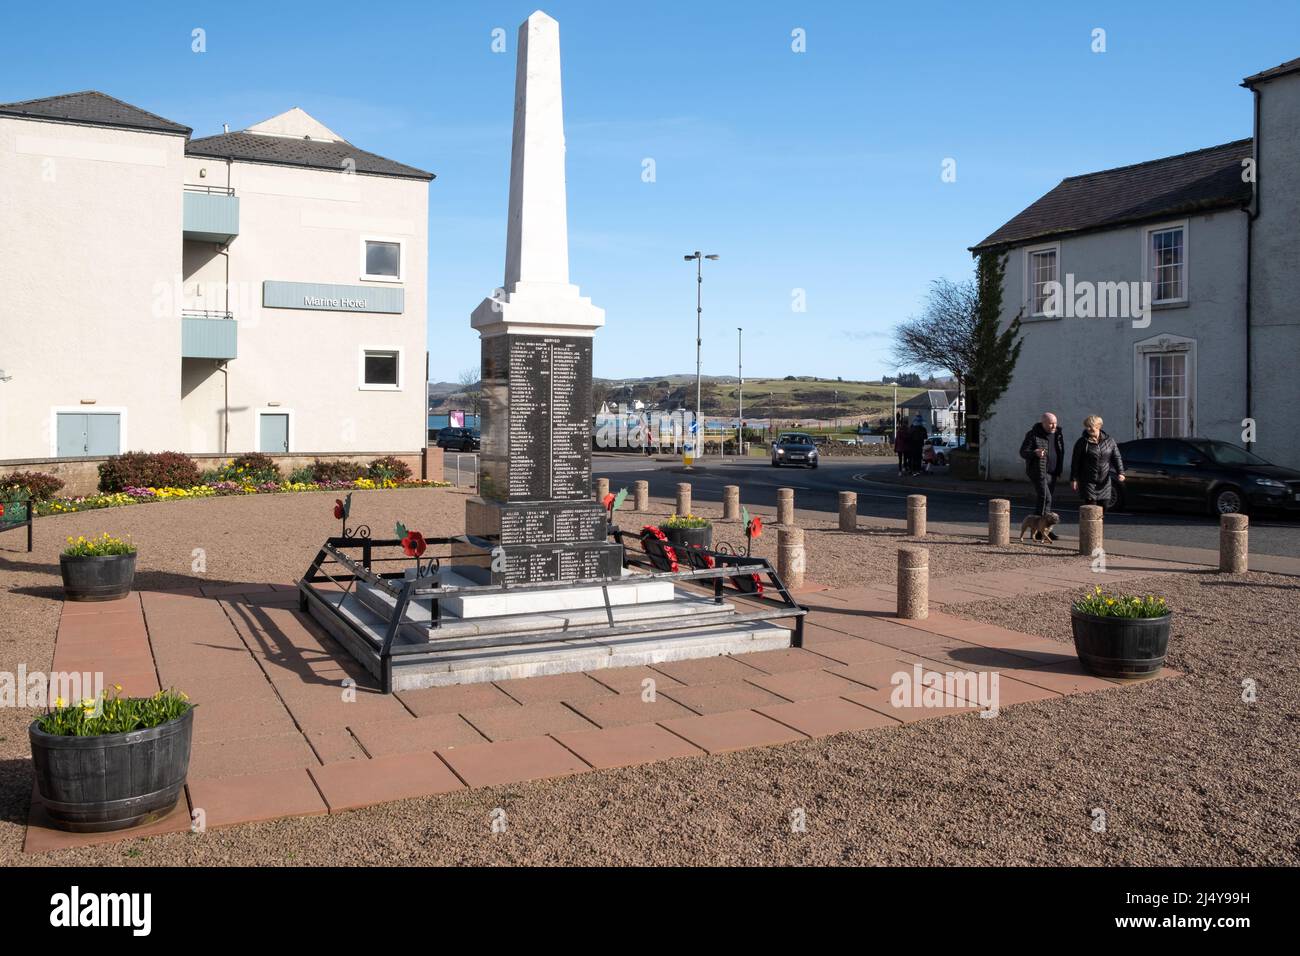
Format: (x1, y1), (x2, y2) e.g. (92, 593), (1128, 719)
(1146, 223), (1186, 304)
(1026, 245), (1059, 316)
(361, 349), (401, 389)
(361, 237), (404, 282)
(1144, 353), (1188, 437)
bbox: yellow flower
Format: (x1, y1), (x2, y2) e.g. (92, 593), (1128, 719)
(54, 696), (66, 708)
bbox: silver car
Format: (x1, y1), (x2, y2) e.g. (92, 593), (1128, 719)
(771, 433), (819, 469)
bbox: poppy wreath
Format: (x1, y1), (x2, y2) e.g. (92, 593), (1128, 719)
(682, 543), (715, 571)
(639, 525), (678, 573)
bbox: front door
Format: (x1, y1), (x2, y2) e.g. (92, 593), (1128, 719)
(259, 414), (289, 453)
(56, 412), (121, 457)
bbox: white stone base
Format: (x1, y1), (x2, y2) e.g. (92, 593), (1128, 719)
(438, 566), (673, 618)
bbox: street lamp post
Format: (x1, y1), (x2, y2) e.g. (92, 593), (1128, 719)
(736, 327), (743, 457)
(684, 251), (718, 458)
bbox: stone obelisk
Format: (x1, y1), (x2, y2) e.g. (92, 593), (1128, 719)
(463, 10), (621, 586)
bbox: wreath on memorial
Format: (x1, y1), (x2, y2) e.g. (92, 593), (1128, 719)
(639, 524), (678, 572)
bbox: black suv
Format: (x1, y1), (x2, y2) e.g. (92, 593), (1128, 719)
(436, 427), (481, 452)
(1116, 437), (1300, 515)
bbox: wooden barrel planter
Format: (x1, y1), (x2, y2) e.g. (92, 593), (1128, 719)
(29, 707), (193, 832)
(663, 525), (712, 550)
(59, 552), (136, 602)
(1069, 610), (1171, 678)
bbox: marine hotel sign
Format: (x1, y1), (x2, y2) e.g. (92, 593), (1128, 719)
(262, 281), (403, 314)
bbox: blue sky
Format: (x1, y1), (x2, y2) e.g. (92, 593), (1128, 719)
(3, 0), (1296, 383)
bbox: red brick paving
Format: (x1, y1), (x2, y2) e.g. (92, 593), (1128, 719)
(25, 573), (1177, 852)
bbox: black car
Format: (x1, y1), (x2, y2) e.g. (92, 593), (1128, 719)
(1116, 438), (1300, 515)
(436, 427), (480, 452)
(771, 432), (819, 468)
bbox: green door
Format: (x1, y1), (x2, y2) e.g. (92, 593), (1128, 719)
(259, 414), (289, 453)
(56, 413), (121, 456)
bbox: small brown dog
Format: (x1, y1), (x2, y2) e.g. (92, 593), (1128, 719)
(1018, 511), (1060, 543)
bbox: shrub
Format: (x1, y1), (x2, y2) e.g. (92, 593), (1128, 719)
(98, 452), (200, 492)
(217, 452), (281, 483)
(368, 456), (413, 482)
(310, 458), (367, 483)
(0, 471), (63, 501)
(288, 465), (316, 484)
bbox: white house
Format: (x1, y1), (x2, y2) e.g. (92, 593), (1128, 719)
(0, 91), (432, 462)
(971, 56), (1300, 479)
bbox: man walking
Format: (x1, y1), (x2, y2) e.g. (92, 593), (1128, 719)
(1019, 411), (1064, 538)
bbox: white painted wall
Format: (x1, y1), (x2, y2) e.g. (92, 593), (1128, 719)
(982, 209), (1249, 479)
(0, 117), (187, 458)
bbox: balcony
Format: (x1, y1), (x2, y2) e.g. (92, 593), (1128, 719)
(182, 311), (237, 360)
(182, 186), (239, 243)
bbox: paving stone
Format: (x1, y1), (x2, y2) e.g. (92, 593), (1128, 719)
(52, 650), (156, 676)
(658, 709), (806, 755)
(437, 736), (590, 788)
(803, 638), (908, 665)
(188, 768), (327, 829)
(744, 667), (866, 701)
(492, 671), (616, 705)
(824, 658), (922, 691)
(1002, 660), (1124, 695)
(281, 690), (413, 732)
(309, 752), (463, 811)
(307, 728), (368, 764)
(60, 594), (141, 618)
(923, 645), (1045, 671)
(757, 696), (901, 737)
(191, 694), (297, 743)
(349, 712), (486, 756)
(24, 784), (191, 854)
(842, 685), (983, 724)
(188, 731), (318, 779)
(397, 681), (520, 717)
(661, 681), (788, 715)
(462, 701), (596, 742)
(734, 647), (837, 674)
(585, 665), (683, 695)
(552, 723), (705, 769)
(649, 656), (764, 685)
(567, 691), (696, 728)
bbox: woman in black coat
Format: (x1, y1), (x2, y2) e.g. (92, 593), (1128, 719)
(1070, 415), (1126, 509)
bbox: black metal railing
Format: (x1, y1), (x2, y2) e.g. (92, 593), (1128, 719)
(0, 499), (34, 552)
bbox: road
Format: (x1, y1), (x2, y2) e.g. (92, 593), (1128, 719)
(592, 454), (1300, 558)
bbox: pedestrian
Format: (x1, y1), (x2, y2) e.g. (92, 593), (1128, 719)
(1070, 415), (1126, 509)
(907, 414), (928, 476)
(893, 422), (909, 475)
(1019, 411), (1065, 538)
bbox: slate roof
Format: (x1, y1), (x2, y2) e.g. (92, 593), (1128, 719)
(186, 131), (435, 181)
(900, 389), (952, 410)
(0, 90), (190, 135)
(1242, 55), (1300, 87)
(971, 139), (1253, 252)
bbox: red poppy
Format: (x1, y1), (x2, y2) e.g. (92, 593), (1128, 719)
(333, 499), (345, 519)
(401, 531), (427, 558)
(747, 515), (764, 539)
(602, 493), (616, 510)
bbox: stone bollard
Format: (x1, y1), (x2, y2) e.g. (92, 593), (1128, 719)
(675, 482), (692, 516)
(595, 477), (609, 502)
(988, 498), (1010, 546)
(634, 480), (649, 511)
(896, 547), (929, 619)
(1219, 513), (1248, 573)
(777, 487), (795, 525)
(906, 495), (927, 537)
(1078, 504), (1103, 556)
(838, 491), (857, 532)
(723, 485), (741, 520)
(778, 526), (805, 590)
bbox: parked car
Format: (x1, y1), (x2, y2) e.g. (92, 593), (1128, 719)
(1116, 438), (1300, 515)
(771, 433), (819, 469)
(436, 427), (481, 452)
(922, 436), (962, 467)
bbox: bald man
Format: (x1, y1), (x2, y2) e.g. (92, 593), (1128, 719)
(1019, 411), (1065, 536)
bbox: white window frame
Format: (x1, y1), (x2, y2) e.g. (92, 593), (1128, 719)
(359, 235), (405, 283)
(1023, 241), (1061, 318)
(1133, 334), (1196, 439)
(359, 346), (404, 391)
(1142, 219), (1188, 306)
(49, 406), (128, 458)
(254, 408), (295, 454)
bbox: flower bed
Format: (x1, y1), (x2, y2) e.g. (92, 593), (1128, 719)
(36, 477), (450, 516)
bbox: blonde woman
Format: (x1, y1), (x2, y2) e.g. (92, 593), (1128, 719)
(1070, 415), (1126, 509)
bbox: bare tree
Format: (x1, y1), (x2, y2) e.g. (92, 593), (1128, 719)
(891, 277), (978, 436)
(457, 367), (481, 421)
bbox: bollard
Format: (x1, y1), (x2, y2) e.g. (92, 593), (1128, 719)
(595, 477), (609, 502)
(838, 491), (857, 532)
(723, 485), (741, 520)
(778, 526), (805, 590)
(988, 498), (1010, 546)
(675, 482), (692, 517)
(896, 547), (929, 619)
(777, 487), (795, 525)
(906, 494), (927, 537)
(1078, 504), (1103, 556)
(1219, 513), (1248, 573)
(634, 480), (649, 511)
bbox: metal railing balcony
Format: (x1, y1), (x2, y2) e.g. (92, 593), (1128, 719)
(182, 185), (239, 242)
(181, 310), (237, 360)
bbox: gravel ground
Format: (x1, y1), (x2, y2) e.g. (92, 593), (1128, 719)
(2, 489), (1296, 866)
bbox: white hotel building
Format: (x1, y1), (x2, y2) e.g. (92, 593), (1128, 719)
(0, 91), (432, 467)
